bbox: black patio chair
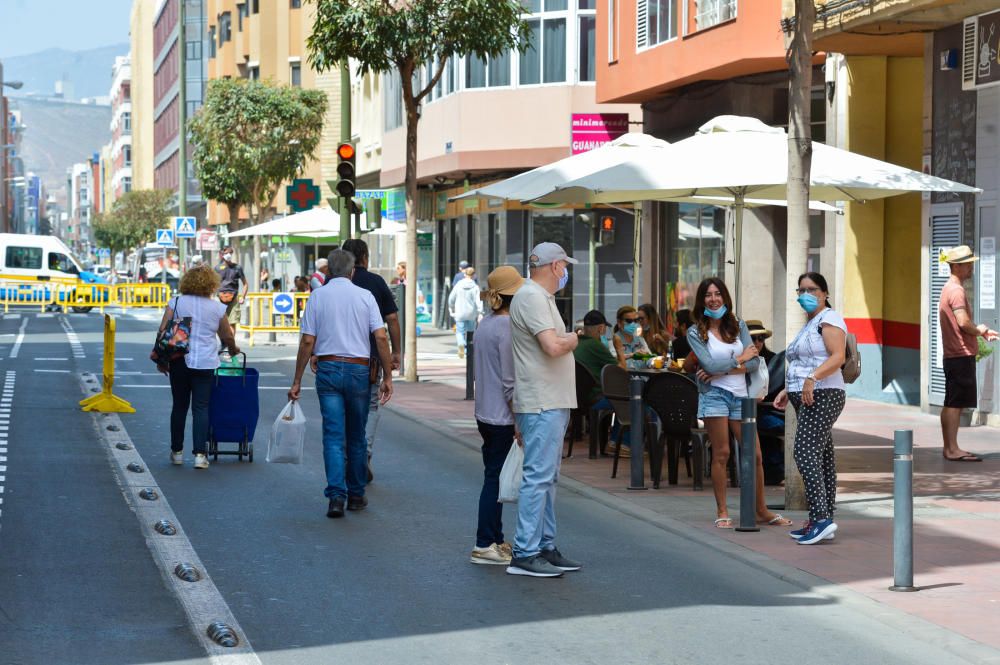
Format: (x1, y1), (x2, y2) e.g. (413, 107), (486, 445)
(567, 361), (612, 459)
(601, 365), (654, 481)
(642, 372), (708, 490)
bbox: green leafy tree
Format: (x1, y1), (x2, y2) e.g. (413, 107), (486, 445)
(308, 0), (531, 381)
(92, 211), (129, 269)
(189, 78), (327, 288)
(93, 190), (174, 269)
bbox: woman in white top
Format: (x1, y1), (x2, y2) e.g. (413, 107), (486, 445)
(156, 265), (239, 470)
(687, 277), (791, 530)
(774, 272), (847, 545)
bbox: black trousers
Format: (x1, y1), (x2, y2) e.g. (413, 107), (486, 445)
(476, 420), (515, 548)
(169, 358), (214, 454)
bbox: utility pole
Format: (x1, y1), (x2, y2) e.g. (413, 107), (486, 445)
(178, 0), (188, 274)
(339, 60), (351, 242)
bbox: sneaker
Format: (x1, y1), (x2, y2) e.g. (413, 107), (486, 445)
(789, 520), (812, 539)
(470, 543), (511, 566)
(506, 554), (564, 578)
(797, 519), (837, 545)
(497, 542), (513, 558)
(457, 347), (465, 360)
(193, 454), (209, 470)
(540, 547), (582, 571)
(170, 451), (183, 465)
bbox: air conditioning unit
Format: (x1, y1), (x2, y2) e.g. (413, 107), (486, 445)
(962, 9), (1000, 91)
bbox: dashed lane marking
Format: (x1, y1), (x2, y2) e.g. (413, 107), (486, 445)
(35, 357), (68, 361)
(33, 369), (71, 374)
(9, 318), (27, 359)
(0, 371), (12, 530)
(59, 317), (86, 359)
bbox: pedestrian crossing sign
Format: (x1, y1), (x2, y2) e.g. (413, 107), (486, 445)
(173, 216), (197, 238)
(156, 229), (175, 247)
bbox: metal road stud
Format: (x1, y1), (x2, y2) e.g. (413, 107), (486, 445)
(79, 315), (135, 414)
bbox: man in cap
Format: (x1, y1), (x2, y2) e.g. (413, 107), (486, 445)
(507, 242), (581, 578)
(939, 246), (998, 462)
(573, 309), (622, 405)
(453, 260), (471, 287)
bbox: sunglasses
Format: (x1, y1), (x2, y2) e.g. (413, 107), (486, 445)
(622, 317), (640, 323)
(752, 335), (766, 343)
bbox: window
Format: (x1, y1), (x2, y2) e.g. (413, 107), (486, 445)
(209, 27), (216, 57)
(123, 177), (132, 193)
(122, 112), (131, 132)
(248, 65), (259, 80)
(186, 39), (201, 60)
(290, 0), (301, 7)
(579, 1), (596, 81)
(290, 62), (301, 87)
(5, 246), (42, 270)
(694, 0), (736, 31)
(636, 0), (676, 48)
(383, 70), (403, 131)
(464, 51), (511, 89)
(519, 4), (568, 85)
(251, 0), (259, 14)
(218, 12), (232, 44)
(48, 252), (75, 273)
(123, 145), (132, 166)
(237, 2), (247, 30)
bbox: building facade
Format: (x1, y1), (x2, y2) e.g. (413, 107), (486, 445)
(109, 56), (133, 202)
(131, 0), (157, 191)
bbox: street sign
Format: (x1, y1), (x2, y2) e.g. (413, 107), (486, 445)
(196, 228), (219, 251)
(272, 292), (294, 315)
(155, 229), (175, 247)
(355, 189), (388, 200)
(287, 178), (321, 212)
(173, 216), (197, 238)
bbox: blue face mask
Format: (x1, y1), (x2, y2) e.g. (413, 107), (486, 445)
(623, 322), (640, 336)
(703, 305), (727, 320)
(557, 267), (570, 291)
(601, 328), (612, 345)
(797, 293), (819, 313)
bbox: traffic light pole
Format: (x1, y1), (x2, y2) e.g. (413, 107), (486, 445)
(339, 61), (351, 242)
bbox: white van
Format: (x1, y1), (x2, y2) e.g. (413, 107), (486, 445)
(0, 233), (108, 311)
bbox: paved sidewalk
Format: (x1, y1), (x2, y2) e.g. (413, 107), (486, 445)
(389, 349), (1000, 654)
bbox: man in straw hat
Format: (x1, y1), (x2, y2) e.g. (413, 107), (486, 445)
(469, 266), (524, 566)
(939, 245), (998, 462)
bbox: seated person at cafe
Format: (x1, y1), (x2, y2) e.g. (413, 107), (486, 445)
(672, 309), (693, 361)
(613, 305), (652, 370)
(747, 319), (786, 485)
(574, 309), (626, 454)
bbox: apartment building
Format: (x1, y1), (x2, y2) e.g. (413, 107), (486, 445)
(67, 157), (100, 254)
(109, 56), (133, 202)
(1, 60), (10, 233)
(130, 0), (156, 191)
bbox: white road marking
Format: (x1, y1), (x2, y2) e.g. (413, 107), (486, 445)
(80, 372), (261, 664)
(3, 313), (21, 320)
(0, 371), (11, 530)
(9, 317), (27, 359)
(59, 317), (86, 359)
(35, 357), (68, 361)
(116, 357), (134, 361)
(33, 369), (72, 374)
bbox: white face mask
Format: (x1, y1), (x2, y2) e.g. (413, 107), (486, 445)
(223, 253), (233, 262)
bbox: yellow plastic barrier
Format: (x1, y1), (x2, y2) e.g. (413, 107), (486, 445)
(59, 283), (112, 313)
(243, 291), (310, 347)
(0, 280), (58, 312)
(79, 314), (135, 413)
(113, 283), (171, 309)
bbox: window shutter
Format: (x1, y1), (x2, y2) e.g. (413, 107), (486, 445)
(929, 207), (962, 404)
(636, 0), (648, 49)
(961, 17), (977, 91)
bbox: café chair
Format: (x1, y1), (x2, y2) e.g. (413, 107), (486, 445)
(567, 361), (612, 459)
(601, 365), (654, 481)
(642, 372), (708, 490)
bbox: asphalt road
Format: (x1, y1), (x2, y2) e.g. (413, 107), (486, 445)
(0, 310), (992, 664)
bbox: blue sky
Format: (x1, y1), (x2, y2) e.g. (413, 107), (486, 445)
(0, 0), (134, 58)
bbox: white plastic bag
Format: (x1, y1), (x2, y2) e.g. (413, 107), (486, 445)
(267, 400), (306, 464)
(498, 441), (523, 503)
(747, 359), (769, 400)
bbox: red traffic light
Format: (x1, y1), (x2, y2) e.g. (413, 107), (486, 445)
(337, 143), (355, 160)
(600, 216), (615, 231)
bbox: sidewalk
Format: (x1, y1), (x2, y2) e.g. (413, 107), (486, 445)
(388, 342), (1000, 654)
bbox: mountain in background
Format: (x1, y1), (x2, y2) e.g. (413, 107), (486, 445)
(3, 43), (129, 100)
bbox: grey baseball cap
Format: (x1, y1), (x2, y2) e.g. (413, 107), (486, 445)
(528, 242), (578, 267)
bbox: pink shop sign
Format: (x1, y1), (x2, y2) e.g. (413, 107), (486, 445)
(571, 113), (629, 155)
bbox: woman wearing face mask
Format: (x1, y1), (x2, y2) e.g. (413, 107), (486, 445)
(773, 272), (848, 545)
(687, 278), (791, 529)
(613, 306), (652, 370)
(638, 303), (671, 357)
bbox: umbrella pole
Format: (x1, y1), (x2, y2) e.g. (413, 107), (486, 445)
(632, 204), (642, 307)
(733, 193), (745, 315)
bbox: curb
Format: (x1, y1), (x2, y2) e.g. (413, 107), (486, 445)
(385, 402), (1000, 665)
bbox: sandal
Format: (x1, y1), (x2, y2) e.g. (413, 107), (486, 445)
(761, 514), (793, 527)
(714, 517), (733, 529)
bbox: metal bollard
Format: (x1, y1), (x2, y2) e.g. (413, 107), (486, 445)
(889, 429), (917, 592)
(627, 375), (647, 490)
(735, 397), (760, 532)
(464, 330), (474, 401)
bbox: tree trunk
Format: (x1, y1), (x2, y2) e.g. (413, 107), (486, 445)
(402, 72), (420, 383)
(783, 0), (816, 511)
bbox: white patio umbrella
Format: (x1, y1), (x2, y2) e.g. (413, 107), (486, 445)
(227, 206), (341, 238)
(530, 115), (981, 309)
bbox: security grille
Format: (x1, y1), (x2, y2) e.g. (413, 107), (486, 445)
(929, 206), (962, 405)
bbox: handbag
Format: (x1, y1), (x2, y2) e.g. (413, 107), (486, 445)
(746, 358), (769, 400)
(150, 297), (192, 369)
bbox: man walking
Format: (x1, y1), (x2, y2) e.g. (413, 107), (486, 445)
(507, 242), (581, 578)
(309, 258), (330, 291)
(938, 245), (998, 462)
(342, 239), (401, 481)
(453, 260), (470, 287)
(289, 249), (393, 518)
(215, 246), (248, 338)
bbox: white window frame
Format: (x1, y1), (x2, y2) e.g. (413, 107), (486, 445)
(684, 0), (737, 36)
(516, 1), (571, 88)
(607, 0), (618, 63)
(636, 0), (678, 52)
(578, 2), (597, 83)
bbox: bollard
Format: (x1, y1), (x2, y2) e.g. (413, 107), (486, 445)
(735, 397), (760, 532)
(889, 429), (917, 592)
(79, 314), (135, 413)
(627, 375), (647, 490)
(464, 330), (474, 401)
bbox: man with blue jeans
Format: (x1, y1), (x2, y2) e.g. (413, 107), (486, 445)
(289, 250), (393, 518)
(507, 243), (582, 578)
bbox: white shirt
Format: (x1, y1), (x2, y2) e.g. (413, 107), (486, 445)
(786, 308), (848, 392)
(170, 295), (227, 370)
(707, 332), (748, 397)
(300, 277), (383, 358)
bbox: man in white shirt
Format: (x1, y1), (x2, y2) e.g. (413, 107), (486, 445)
(289, 249), (393, 518)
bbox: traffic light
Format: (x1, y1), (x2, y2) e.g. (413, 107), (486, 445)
(599, 215), (615, 245)
(335, 143), (356, 198)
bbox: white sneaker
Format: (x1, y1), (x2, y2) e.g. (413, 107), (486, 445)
(194, 454), (209, 470)
(470, 543), (511, 566)
(170, 451), (184, 465)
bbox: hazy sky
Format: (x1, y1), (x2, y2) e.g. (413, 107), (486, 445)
(0, 0), (134, 58)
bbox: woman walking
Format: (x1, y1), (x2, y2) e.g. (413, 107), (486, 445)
(156, 265), (240, 470)
(470, 266), (524, 565)
(687, 278), (791, 529)
(774, 272), (848, 545)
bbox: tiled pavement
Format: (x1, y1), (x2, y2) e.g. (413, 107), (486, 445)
(388, 351), (1000, 653)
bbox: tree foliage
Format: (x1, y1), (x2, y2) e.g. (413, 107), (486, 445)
(92, 189), (174, 257)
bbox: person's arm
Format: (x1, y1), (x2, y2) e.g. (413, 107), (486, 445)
(954, 305), (999, 340)
(374, 328), (393, 404)
(536, 328), (578, 358)
(612, 334), (627, 366)
(385, 312), (402, 371)
(736, 320), (761, 372)
(239, 270), (248, 302)
(448, 286), (458, 315)
(687, 327), (738, 375)
(157, 302), (174, 333)
(216, 318), (240, 356)
(288, 334), (316, 402)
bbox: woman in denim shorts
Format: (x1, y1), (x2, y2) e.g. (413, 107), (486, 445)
(687, 277), (791, 529)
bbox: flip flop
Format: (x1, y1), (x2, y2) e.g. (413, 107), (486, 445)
(760, 514), (793, 526)
(945, 453), (982, 462)
(714, 517), (734, 529)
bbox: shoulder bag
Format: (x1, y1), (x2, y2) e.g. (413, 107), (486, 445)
(150, 296), (192, 370)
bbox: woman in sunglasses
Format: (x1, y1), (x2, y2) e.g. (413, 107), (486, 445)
(613, 305), (652, 370)
(773, 272), (848, 545)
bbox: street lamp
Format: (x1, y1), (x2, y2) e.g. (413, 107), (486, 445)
(2, 81), (24, 90)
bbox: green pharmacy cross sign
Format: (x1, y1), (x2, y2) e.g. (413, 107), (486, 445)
(287, 178), (321, 212)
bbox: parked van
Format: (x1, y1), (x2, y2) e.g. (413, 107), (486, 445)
(0, 233), (108, 312)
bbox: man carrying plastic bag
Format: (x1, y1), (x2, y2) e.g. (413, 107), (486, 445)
(267, 401), (306, 464)
(287, 250), (393, 519)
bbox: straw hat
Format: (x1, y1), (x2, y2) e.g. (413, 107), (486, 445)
(482, 265), (524, 310)
(942, 245), (979, 264)
(745, 319), (772, 339)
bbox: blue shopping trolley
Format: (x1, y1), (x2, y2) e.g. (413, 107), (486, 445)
(208, 352), (259, 462)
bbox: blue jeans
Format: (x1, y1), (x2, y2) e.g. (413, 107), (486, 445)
(476, 420), (515, 548)
(316, 361), (371, 499)
(513, 408), (570, 558)
(455, 319), (476, 350)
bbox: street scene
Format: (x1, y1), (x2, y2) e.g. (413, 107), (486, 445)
(2, 1), (1000, 664)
